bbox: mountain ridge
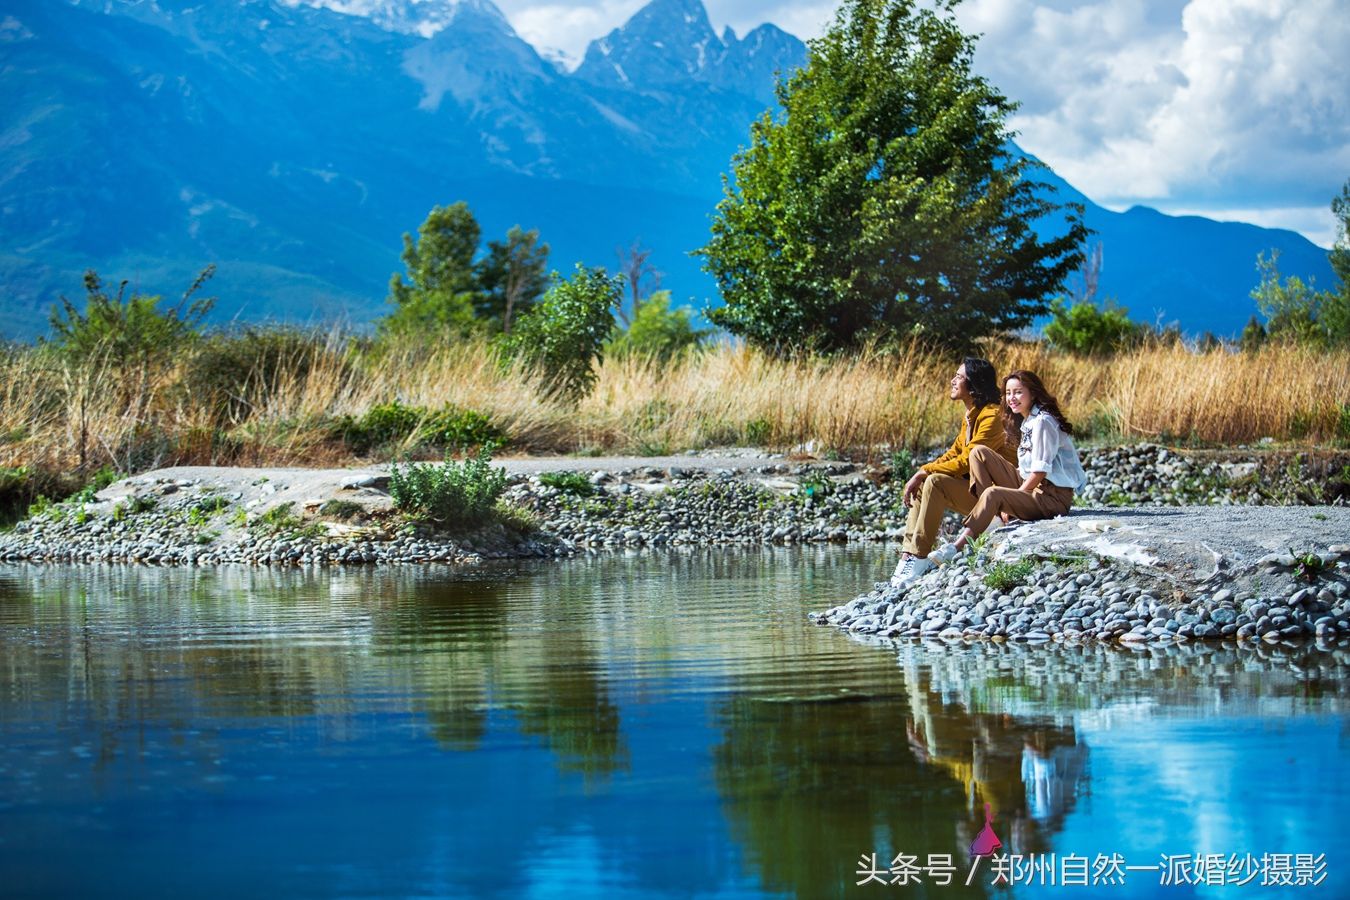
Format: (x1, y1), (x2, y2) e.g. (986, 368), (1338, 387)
(0, 0), (1335, 339)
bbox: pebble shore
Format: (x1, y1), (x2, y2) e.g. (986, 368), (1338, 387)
(2, 444), (1348, 654)
(810, 542), (1350, 648)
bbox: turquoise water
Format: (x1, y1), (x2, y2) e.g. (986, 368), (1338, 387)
(0, 550), (1344, 898)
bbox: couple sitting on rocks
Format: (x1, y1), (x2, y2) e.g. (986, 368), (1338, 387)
(891, 358), (1088, 589)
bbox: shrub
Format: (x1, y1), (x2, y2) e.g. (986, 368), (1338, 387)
(421, 405), (505, 452)
(744, 417), (772, 446)
(498, 264), (620, 401)
(539, 471), (595, 496)
(607, 291), (708, 361)
(1044, 297), (1143, 355)
(389, 449), (508, 527)
(336, 402), (504, 454)
(72, 466), (120, 503)
(48, 267), (215, 368)
(983, 558), (1035, 591)
(335, 401), (424, 452)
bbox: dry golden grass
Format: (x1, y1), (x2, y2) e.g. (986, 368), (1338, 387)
(0, 335), (1346, 480)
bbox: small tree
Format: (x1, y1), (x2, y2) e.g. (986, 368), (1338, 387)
(1043, 297), (1141, 355)
(697, 0), (1087, 352)
(499, 265), (621, 400)
(1325, 177), (1350, 345)
(607, 290), (708, 361)
(1239, 314), (1267, 353)
(476, 226), (549, 334)
(1251, 250), (1325, 345)
(384, 202), (483, 338)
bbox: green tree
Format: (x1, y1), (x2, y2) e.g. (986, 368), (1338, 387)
(1251, 250), (1326, 345)
(1324, 178), (1350, 344)
(476, 226), (550, 334)
(385, 202), (483, 337)
(697, 0), (1086, 352)
(1331, 178), (1350, 290)
(607, 290), (709, 361)
(499, 265), (621, 400)
(1239, 314), (1267, 353)
(1043, 297), (1141, 355)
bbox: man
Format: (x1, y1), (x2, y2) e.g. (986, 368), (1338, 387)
(891, 357), (1015, 587)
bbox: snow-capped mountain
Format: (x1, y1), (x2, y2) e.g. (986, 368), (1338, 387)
(287, 0), (512, 38)
(575, 0), (802, 105)
(0, 0), (1334, 337)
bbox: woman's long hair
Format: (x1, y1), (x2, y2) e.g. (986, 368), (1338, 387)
(1002, 369), (1074, 438)
(962, 357), (1001, 408)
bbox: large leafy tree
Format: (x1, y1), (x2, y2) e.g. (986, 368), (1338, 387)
(697, 0), (1087, 351)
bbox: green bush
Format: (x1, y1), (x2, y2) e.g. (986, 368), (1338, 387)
(334, 401), (423, 453)
(498, 264), (620, 401)
(389, 449), (508, 527)
(72, 466), (120, 503)
(48, 267), (215, 367)
(421, 405), (505, 451)
(336, 401), (504, 454)
(1044, 297), (1142, 355)
(539, 471), (595, 496)
(607, 291), (708, 361)
(744, 418), (772, 446)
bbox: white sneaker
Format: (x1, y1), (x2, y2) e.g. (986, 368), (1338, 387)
(889, 555), (935, 587)
(929, 543), (963, 565)
(889, 556), (915, 587)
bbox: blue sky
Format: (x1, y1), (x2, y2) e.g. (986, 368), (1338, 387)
(495, 0), (1349, 249)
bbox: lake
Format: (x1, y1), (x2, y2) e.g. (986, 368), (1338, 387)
(0, 549), (1344, 898)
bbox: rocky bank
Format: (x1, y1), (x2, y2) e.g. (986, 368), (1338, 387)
(1, 444), (1348, 651)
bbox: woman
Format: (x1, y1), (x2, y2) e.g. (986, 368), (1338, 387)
(930, 370), (1087, 563)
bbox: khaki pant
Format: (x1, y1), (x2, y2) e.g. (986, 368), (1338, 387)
(965, 444), (1073, 535)
(902, 473), (977, 557)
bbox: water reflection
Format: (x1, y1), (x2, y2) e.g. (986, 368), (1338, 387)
(0, 554), (1346, 898)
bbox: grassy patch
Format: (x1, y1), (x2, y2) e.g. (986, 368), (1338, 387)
(1290, 548), (1328, 583)
(253, 502), (303, 533)
(983, 558), (1035, 592)
(494, 501), (540, 534)
(319, 499), (364, 520)
(539, 471), (595, 496)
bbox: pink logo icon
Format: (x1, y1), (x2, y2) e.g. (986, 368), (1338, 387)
(969, 803), (1003, 857)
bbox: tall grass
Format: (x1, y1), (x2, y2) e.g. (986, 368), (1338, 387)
(1, 333), (1347, 484)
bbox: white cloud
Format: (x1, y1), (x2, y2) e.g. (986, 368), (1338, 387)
(504, 0), (645, 64)
(958, 0), (1350, 247)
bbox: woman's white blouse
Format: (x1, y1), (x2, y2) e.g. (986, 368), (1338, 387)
(1018, 406), (1088, 491)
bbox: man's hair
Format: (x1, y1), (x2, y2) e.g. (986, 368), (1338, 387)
(962, 357), (1000, 407)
